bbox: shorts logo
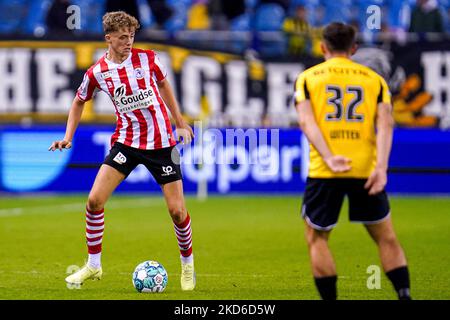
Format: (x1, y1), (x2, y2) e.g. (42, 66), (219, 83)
(162, 166), (176, 176)
(113, 152), (127, 165)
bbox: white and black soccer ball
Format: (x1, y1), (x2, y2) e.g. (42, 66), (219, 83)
(132, 261), (168, 293)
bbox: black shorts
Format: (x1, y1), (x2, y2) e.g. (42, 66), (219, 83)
(103, 142), (182, 185)
(301, 178), (390, 231)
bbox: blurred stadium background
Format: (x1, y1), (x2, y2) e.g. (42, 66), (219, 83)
(0, 0), (449, 300)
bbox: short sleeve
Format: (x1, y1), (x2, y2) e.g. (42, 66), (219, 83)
(76, 71), (98, 102)
(294, 72), (310, 104)
(377, 77), (391, 105)
(153, 53), (168, 82)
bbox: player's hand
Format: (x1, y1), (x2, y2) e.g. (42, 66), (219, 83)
(364, 167), (387, 195)
(48, 140), (72, 152)
(324, 155), (352, 173)
(175, 122), (194, 145)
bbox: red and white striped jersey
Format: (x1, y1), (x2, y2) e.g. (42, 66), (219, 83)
(76, 48), (176, 150)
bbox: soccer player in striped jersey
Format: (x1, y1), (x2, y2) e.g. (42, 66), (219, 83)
(49, 11), (195, 291)
(295, 22), (411, 300)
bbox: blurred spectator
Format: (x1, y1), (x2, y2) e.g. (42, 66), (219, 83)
(146, 0), (174, 28)
(222, 0), (246, 20)
(105, 0), (140, 23)
(282, 5), (311, 56)
(208, 0), (245, 30)
(187, 0), (210, 30)
(105, 0), (174, 30)
(46, 0), (74, 36)
(387, 0), (411, 33)
(207, 0), (227, 30)
(409, 0), (444, 32)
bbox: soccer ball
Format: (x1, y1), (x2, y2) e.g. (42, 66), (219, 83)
(132, 260), (168, 293)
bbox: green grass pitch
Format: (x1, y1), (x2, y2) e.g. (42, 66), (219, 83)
(0, 195), (449, 300)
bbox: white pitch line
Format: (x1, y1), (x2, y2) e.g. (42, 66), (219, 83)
(0, 270), (352, 279)
(0, 198), (165, 218)
(0, 270), (279, 279)
(119, 272), (277, 278)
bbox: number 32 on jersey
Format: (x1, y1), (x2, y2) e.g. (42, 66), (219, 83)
(325, 85), (364, 122)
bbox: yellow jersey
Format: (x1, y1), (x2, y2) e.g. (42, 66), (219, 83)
(295, 57), (391, 178)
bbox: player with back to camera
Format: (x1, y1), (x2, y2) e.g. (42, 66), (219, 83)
(49, 11), (196, 291)
(295, 22), (411, 300)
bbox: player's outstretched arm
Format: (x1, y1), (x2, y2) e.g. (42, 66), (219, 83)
(297, 100), (352, 173)
(157, 78), (194, 145)
(365, 102), (394, 195)
(48, 96), (85, 151)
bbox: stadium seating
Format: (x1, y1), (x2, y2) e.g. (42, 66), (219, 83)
(164, 0), (189, 32)
(71, 0), (106, 35)
(288, 0), (322, 26)
(166, 0), (192, 7)
(164, 14), (187, 33)
(0, 0), (449, 54)
(136, 0), (156, 29)
(0, 0), (30, 34)
(252, 3), (287, 56)
(229, 13), (251, 53)
(22, 0), (52, 36)
(254, 3), (285, 31)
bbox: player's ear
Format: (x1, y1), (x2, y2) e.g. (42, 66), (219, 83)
(350, 43), (358, 56)
(105, 34), (111, 43)
(320, 41), (327, 56)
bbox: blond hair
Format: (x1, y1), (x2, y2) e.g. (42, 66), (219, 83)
(102, 11), (140, 34)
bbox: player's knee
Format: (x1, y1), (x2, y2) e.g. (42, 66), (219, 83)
(305, 229), (328, 248)
(379, 234), (399, 248)
(87, 196), (105, 212)
(168, 205), (186, 224)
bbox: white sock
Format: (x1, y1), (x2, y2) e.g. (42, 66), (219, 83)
(88, 253), (102, 269)
(181, 254), (193, 264)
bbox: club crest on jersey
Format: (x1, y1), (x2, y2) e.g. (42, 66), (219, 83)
(134, 68), (145, 79)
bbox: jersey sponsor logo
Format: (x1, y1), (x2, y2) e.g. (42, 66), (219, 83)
(101, 70), (113, 79)
(113, 152), (127, 164)
(114, 84), (126, 97)
(162, 165), (176, 176)
(113, 84), (156, 114)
